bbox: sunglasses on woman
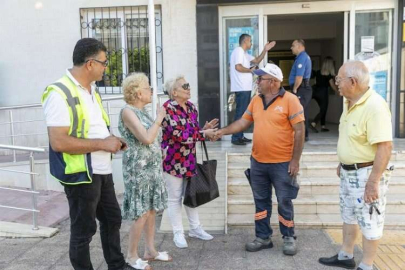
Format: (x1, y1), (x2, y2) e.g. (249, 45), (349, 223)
(181, 83), (190, 90)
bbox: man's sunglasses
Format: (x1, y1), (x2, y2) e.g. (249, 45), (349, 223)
(181, 83), (190, 90)
(257, 76), (274, 82)
(86, 59), (109, 67)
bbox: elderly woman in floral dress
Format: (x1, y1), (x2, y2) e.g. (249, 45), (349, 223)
(119, 73), (171, 270)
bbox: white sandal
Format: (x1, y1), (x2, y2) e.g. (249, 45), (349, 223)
(146, 251), (172, 262)
(130, 258), (152, 270)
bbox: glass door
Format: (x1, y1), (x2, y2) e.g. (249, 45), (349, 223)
(353, 10), (393, 103)
(221, 16), (259, 126)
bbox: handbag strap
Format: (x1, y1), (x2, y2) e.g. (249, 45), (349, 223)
(200, 140), (209, 161)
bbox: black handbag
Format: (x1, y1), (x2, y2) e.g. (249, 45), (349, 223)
(183, 141), (219, 208)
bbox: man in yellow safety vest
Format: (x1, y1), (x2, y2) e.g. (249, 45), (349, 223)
(42, 38), (135, 270)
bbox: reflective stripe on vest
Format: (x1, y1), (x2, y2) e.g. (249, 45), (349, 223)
(42, 76), (110, 185)
(52, 82), (81, 138)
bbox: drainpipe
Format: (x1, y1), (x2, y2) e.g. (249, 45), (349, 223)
(148, 0), (157, 119)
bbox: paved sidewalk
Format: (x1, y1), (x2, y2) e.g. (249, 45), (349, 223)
(0, 217), (366, 270)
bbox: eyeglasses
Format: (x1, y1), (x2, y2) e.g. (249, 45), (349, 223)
(335, 76), (352, 85)
(257, 76), (274, 82)
(181, 83), (190, 90)
(141, 87), (153, 92)
(86, 59), (109, 67)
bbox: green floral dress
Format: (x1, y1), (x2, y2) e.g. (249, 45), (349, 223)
(118, 105), (168, 220)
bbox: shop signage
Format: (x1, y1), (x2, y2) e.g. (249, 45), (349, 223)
(370, 70), (388, 100)
(228, 27), (254, 62)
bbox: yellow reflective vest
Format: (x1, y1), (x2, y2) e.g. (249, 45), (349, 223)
(42, 75), (110, 185)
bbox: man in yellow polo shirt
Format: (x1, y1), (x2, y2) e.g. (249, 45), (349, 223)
(213, 63), (305, 256)
(319, 61), (393, 270)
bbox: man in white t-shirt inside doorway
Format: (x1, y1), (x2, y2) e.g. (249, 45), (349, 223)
(230, 34), (276, 145)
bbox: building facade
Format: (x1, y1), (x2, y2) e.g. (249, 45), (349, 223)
(1, 0), (405, 137)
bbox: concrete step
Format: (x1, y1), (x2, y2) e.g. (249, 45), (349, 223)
(227, 194), (405, 215)
(227, 177), (405, 196)
(227, 213), (405, 229)
(227, 151), (405, 164)
(227, 161), (405, 178)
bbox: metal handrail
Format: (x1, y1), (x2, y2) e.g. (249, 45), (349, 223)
(0, 93), (168, 161)
(0, 95), (126, 111)
(0, 92), (168, 111)
(0, 144), (45, 152)
(0, 144), (45, 230)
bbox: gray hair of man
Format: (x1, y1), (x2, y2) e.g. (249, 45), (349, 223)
(164, 75), (185, 99)
(343, 60), (370, 89)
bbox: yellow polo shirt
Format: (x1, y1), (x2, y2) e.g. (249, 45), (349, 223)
(337, 89), (392, 164)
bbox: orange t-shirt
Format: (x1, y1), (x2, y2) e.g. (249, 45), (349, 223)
(242, 89), (304, 163)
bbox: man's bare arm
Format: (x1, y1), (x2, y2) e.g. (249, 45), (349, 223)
(235, 64), (254, 74)
(251, 41), (276, 65)
(291, 121), (305, 162)
(292, 76), (303, 93)
(364, 141), (392, 203)
(369, 141), (392, 183)
(216, 118), (252, 138)
(288, 121), (305, 177)
(48, 127), (122, 154)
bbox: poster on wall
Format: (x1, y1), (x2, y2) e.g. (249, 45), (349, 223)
(370, 70), (388, 100)
(361, 36), (375, 53)
(355, 36), (388, 101)
(228, 27), (254, 62)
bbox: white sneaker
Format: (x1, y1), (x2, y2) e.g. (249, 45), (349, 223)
(173, 231), (188, 248)
(189, 226), (213, 240)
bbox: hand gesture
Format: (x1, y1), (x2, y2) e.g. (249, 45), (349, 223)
(264, 41), (276, 51)
(364, 181), (380, 204)
(336, 164), (341, 178)
(201, 128), (218, 140)
(211, 129), (224, 142)
(102, 136), (124, 154)
(156, 106), (167, 124)
(162, 146), (168, 160)
(288, 159), (300, 178)
(203, 118), (219, 130)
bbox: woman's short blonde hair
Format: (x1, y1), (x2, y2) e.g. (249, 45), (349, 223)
(122, 72), (149, 104)
(164, 75), (185, 99)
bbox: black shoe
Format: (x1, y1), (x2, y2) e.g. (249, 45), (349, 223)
(309, 124), (319, 133)
(245, 237), (273, 252)
(242, 137), (252, 143)
(318, 254), (356, 269)
(231, 139), (246, 146)
(321, 128), (330, 132)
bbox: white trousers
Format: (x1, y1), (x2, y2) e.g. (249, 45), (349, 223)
(163, 173), (200, 233)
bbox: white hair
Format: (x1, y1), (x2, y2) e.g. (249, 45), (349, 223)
(343, 60), (369, 88)
(164, 75), (185, 99)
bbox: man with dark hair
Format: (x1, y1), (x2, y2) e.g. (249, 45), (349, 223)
(42, 38), (136, 270)
(229, 34), (276, 145)
(290, 39), (312, 141)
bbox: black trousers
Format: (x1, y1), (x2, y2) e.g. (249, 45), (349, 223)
(64, 174), (125, 270)
(312, 87), (329, 126)
(293, 83), (312, 138)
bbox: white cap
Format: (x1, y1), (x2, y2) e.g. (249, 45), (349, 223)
(253, 63), (283, 82)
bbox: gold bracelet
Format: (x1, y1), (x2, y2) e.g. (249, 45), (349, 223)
(154, 121), (162, 127)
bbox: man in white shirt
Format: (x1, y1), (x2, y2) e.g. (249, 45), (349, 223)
(42, 38), (135, 270)
(230, 34), (276, 145)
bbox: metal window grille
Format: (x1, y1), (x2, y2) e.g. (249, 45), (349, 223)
(80, 6), (164, 94)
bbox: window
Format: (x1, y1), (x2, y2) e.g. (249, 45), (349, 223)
(80, 6), (163, 94)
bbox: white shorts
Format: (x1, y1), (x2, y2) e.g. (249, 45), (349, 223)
(339, 166), (392, 240)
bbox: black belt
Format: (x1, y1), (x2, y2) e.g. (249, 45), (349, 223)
(341, 162), (374, 171)
(300, 79), (310, 87)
